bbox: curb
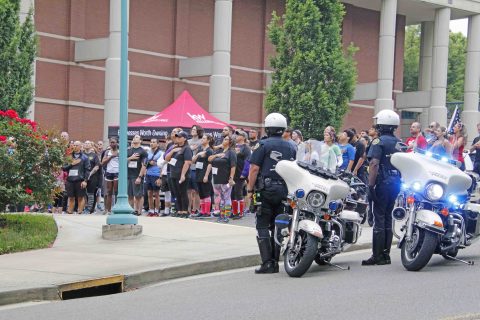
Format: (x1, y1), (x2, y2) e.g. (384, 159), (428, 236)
(0, 241), (387, 307)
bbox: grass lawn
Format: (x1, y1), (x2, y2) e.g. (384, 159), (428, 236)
(0, 214), (58, 255)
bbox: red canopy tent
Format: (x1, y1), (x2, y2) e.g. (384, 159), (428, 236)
(108, 90), (233, 140)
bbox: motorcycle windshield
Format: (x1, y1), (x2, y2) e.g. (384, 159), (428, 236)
(303, 139), (336, 173)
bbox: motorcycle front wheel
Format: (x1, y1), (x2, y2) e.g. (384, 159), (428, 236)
(284, 231), (318, 277)
(400, 226), (437, 271)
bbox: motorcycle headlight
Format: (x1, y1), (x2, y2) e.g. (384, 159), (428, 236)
(425, 183), (444, 201)
(307, 191), (326, 208)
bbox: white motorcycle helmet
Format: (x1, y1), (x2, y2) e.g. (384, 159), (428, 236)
(265, 112), (287, 129)
(373, 109), (400, 126)
(264, 112), (288, 136)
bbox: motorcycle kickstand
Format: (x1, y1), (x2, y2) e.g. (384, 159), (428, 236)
(325, 261), (351, 271)
(445, 255), (475, 266)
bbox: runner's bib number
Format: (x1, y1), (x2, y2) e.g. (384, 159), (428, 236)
(212, 167), (218, 175)
(169, 158), (177, 166)
(128, 161), (138, 168)
(195, 162), (204, 170)
(69, 169), (79, 177)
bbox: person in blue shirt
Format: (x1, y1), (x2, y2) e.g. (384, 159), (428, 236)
(338, 130), (356, 172)
(145, 139), (164, 216)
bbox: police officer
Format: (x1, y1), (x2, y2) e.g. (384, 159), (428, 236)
(247, 113), (297, 274)
(362, 110), (402, 266)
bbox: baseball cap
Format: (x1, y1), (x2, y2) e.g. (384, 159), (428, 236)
(235, 130), (248, 139)
(175, 131), (188, 139)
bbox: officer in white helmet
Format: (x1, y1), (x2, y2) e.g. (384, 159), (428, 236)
(362, 109), (402, 266)
(247, 113), (297, 274)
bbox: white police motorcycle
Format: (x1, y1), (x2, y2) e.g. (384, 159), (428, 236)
(274, 160), (362, 277)
(391, 149), (480, 271)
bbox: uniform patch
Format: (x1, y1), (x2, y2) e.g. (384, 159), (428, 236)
(372, 138), (380, 145)
(252, 143), (260, 151)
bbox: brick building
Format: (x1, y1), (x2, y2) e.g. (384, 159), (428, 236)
(22, 0), (480, 141)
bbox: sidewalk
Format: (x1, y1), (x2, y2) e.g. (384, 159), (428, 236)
(0, 214), (377, 306)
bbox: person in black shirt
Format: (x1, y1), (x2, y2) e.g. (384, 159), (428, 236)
(165, 131), (193, 218)
(63, 141), (91, 214)
(192, 135), (215, 217)
(351, 133), (367, 182)
(231, 130), (251, 219)
(206, 135), (237, 223)
(127, 135), (148, 215)
(84, 141), (101, 214)
(249, 128), (259, 148)
(470, 123), (480, 175)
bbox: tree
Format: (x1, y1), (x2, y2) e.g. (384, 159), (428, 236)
(403, 25), (420, 92)
(403, 26), (468, 102)
(0, 0), (36, 118)
(447, 32), (467, 102)
(265, 0), (357, 139)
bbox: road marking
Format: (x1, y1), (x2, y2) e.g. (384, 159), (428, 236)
(0, 301), (53, 311)
(440, 314), (480, 320)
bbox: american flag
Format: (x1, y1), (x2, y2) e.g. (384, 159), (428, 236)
(447, 105), (461, 135)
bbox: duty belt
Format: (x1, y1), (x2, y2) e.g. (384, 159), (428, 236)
(264, 178), (285, 186)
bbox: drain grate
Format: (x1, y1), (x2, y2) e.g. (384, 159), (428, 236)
(59, 275), (124, 300)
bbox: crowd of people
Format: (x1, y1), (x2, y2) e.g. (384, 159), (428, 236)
(44, 117), (480, 220)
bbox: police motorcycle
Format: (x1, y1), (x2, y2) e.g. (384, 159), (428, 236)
(338, 170), (369, 224)
(274, 160), (362, 277)
(391, 149), (480, 271)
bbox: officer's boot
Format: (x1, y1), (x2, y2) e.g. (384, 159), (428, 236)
(383, 229), (393, 264)
(86, 193), (95, 214)
(270, 236), (280, 273)
(255, 237), (276, 274)
(362, 230), (387, 266)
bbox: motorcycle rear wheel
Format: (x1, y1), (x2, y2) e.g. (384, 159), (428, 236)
(401, 227), (437, 271)
(284, 231), (318, 277)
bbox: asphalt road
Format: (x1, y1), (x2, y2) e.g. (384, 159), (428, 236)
(1, 244), (479, 320)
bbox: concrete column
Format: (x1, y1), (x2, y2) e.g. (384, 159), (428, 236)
(20, 0), (35, 120)
(209, 0), (233, 123)
(462, 15), (480, 145)
(104, 0), (128, 141)
(429, 7), (450, 127)
(418, 22), (434, 129)
(374, 0), (397, 114)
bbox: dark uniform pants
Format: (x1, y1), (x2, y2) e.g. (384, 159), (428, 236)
(256, 184), (288, 238)
(372, 179), (400, 255)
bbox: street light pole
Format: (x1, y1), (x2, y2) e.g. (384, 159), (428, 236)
(107, 0), (137, 225)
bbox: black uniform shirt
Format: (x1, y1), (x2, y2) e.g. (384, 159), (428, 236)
(367, 134), (400, 180)
(249, 136), (296, 180)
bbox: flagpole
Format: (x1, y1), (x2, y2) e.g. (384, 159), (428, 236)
(447, 105), (458, 134)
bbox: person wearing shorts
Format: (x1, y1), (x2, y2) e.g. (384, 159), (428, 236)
(145, 138), (163, 216)
(63, 141), (91, 214)
(102, 137), (120, 214)
(127, 135), (148, 215)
